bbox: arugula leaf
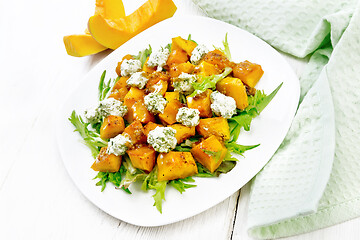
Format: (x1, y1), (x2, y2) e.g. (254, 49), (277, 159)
(187, 34), (197, 44)
(214, 33), (231, 60)
(98, 71), (117, 101)
(225, 142), (260, 156)
(174, 146), (191, 152)
(170, 177), (197, 194)
(173, 135), (202, 152)
(93, 165), (131, 194)
(223, 151), (238, 162)
(141, 166), (168, 213)
(68, 110), (107, 158)
(132, 45), (152, 67)
(229, 82), (283, 132)
(190, 67), (232, 97)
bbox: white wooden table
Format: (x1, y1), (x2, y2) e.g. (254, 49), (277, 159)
(1, 0), (360, 239)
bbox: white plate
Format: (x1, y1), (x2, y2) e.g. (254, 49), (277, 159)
(56, 16), (299, 227)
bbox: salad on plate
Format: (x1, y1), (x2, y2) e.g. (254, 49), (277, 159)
(69, 34), (281, 213)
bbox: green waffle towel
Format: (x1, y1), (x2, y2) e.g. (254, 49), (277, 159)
(193, 0), (360, 239)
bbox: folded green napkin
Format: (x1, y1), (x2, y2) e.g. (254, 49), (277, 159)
(193, 0), (360, 238)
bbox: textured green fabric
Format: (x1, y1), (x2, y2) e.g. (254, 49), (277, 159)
(193, 0), (360, 238)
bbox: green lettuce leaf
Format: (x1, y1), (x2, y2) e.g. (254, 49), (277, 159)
(133, 45), (152, 67)
(214, 33), (231, 60)
(93, 165), (131, 194)
(170, 177), (196, 194)
(98, 70), (117, 101)
(68, 110), (107, 158)
(190, 67), (232, 97)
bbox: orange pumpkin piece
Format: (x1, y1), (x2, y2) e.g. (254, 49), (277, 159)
(91, 147), (122, 172)
(196, 117), (230, 141)
(108, 76), (129, 101)
(191, 135), (227, 173)
(157, 151), (198, 181)
(169, 124), (196, 144)
(158, 99), (182, 125)
(143, 57), (156, 74)
(145, 72), (169, 96)
(216, 77), (249, 110)
(88, 0), (177, 50)
(124, 87), (155, 124)
(203, 50), (234, 70)
(171, 36), (197, 55)
(122, 120), (147, 145)
(100, 115), (125, 139)
(164, 92), (179, 102)
(143, 122), (163, 136)
(166, 49), (189, 66)
(233, 60), (264, 88)
(186, 89), (212, 118)
(169, 62), (195, 78)
(126, 145), (156, 172)
(194, 61), (221, 76)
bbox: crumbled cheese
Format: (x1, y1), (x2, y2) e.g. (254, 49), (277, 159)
(84, 106), (101, 124)
(190, 44), (208, 65)
(106, 134), (131, 156)
(173, 72), (197, 93)
(120, 59), (142, 76)
(98, 98), (128, 118)
(210, 91), (237, 118)
(126, 71), (148, 89)
(144, 92), (168, 114)
(147, 127), (177, 153)
(147, 47), (170, 71)
(176, 107), (200, 127)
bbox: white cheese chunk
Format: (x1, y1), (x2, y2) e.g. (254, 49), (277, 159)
(126, 71), (149, 89)
(120, 59), (142, 77)
(176, 107), (200, 127)
(190, 44), (208, 65)
(144, 92), (168, 114)
(173, 72), (197, 93)
(98, 98), (128, 118)
(106, 134), (131, 156)
(147, 47), (170, 71)
(147, 127), (177, 153)
(210, 91), (237, 119)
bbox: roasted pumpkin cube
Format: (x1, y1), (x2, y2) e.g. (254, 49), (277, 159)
(171, 36), (197, 55)
(91, 147), (122, 172)
(158, 99), (182, 125)
(191, 135), (227, 173)
(124, 88), (155, 124)
(146, 79), (168, 96)
(100, 115), (125, 140)
(196, 117), (230, 141)
(115, 54), (133, 76)
(169, 124), (196, 144)
(167, 49), (189, 66)
(233, 60), (264, 88)
(123, 120), (147, 145)
(194, 61), (221, 76)
(164, 92), (180, 102)
(169, 62), (195, 78)
(186, 89), (212, 118)
(216, 77), (249, 110)
(126, 145), (156, 172)
(108, 76), (129, 101)
(144, 122), (162, 136)
(203, 50), (234, 70)
(143, 57), (156, 74)
(157, 151), (198, 181)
